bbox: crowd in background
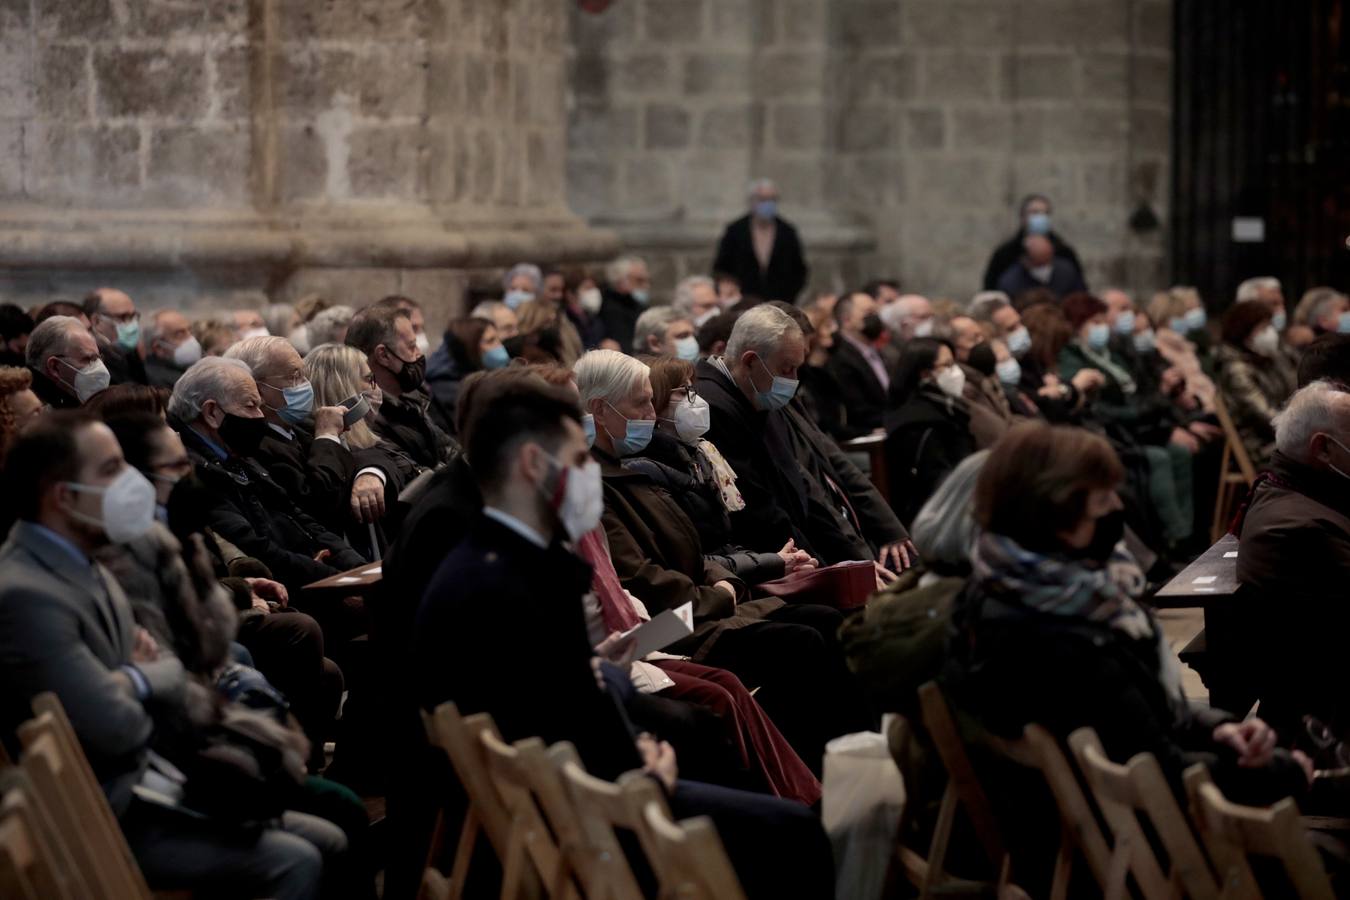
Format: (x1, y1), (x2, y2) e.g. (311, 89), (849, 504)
(3, 182), (1350, 898)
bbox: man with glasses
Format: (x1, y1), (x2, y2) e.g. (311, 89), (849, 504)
(25, 314), (109, 408)
(82, 287), (149, 386)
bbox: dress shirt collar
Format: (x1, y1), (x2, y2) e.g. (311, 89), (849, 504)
(483, 506), (549, 550)
(27, 522), (91, 565)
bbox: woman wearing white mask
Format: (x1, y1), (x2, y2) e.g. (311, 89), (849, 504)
(1216, 300), (1298, 467)
(627, 356), (817, 586)
(882, 338), (977, 524)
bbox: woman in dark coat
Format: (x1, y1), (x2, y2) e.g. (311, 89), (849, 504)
(883, 338), (977, 524)
(424, 316), (508, 434)
(1215, 300), (1296, 466)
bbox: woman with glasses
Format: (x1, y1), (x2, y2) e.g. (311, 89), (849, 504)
(305, 342), (423, 550)
(627, 355), (817, 586)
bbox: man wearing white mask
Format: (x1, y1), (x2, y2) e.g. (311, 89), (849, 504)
(879, 293), (937, 343)
(144, 309), (201, 389)
(696, 304), (917, 575)
(0, 411), (338, 899)
(233, 309), (271, 342)
(26, 314), (110, 408)
(672, 275), (723, 329)
(632, 306), (699, 361)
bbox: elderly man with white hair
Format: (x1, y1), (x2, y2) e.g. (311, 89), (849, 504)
(1237, 276), (1288, 331)
(576, 348), (872, 773)
(168, 357), (366, 595)
(878, 293), (937, 344)
(143, 309), (201, 389)
(672, 274), (722, 329)
(26, 314), (108, 408)
(597, 255), (651, 351)
(712, 177), (809, 304)
(1238, 380), (1350, 746)
(632, 307), (699, 360)
(695, 304), (916, 575)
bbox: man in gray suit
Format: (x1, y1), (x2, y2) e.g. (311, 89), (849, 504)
(0, 411), (342, 900)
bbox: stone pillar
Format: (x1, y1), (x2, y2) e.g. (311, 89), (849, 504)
(0, 0), (617, 337)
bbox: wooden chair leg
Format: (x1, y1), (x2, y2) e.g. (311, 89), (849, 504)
(448, 808), (478, 900)
(499, 818), (526, 900)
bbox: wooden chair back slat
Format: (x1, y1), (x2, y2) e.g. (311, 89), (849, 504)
(1211, 393), (1257, 541)
(1069, 727), (1220, 899)
(641, 801), (748, 900)
(0, 788), (77, 900)
(557, 750), (668, 892)
(480, 728), (576, 899)
(1184, 765), (1334, 900)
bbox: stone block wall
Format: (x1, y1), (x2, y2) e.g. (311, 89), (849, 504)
(567, 0), (1173, 302)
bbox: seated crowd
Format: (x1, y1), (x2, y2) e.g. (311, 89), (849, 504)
(2, 193), (1350, 899)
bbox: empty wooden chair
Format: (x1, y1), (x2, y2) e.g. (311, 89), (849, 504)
(1068, 727), (1220, 899)
(1184, 765), (1334, 899)
(17, 694), (153, 900)
(556, 746), (666, 898)
(641, 800), (748, 900)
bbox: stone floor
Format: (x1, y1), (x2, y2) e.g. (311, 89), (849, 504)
(1157, 606), (1208, 702)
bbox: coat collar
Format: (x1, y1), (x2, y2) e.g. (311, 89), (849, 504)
(4, 520), (102, 596)
(1267, 452), (1350, 520)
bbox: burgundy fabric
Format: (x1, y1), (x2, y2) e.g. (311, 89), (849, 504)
(577, 528), (642, 633)
(758, 560), (876, 610)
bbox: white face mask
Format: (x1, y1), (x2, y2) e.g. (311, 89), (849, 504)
(1249, 325), (1280, 358)
(995, 357), (1022, 385)
(415, 332), (431, 355)
(172, 335), (203, 367)
(64, 467), (157, 544)
(669, 394), (711, 444)
(935, 364), (966, 398)
(238, 326), (270, 341)
(578, 287), (603, 315)
(544, 457), (604, 542)
(694, 309), (720, 328)
(912, 318), (934, 338)
(57, 357), (112, 403)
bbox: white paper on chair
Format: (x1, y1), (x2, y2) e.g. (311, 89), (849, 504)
(622, 602), (694, 658)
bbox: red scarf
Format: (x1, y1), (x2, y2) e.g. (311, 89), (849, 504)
(576, 529), (643, 633)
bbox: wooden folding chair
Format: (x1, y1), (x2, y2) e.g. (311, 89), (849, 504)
(1211, 393), (1257, 542)
(480, 728), (581, 900)
(1183, 765), (1334, 899)
(18, 694), (153, 900)
(1068, 727), (1220, 899)
(641, 800), (748, 900)
(422, 702), (536, 899)
(0, 782), (79, 900)
(555, 747), (667, 898)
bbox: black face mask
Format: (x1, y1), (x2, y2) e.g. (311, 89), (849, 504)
(388, 352), (426, 393)
(218, 412), (269, 457)
(860, 313), (885, 342)
(967, 341), (997, 377)
(1074, 509), (1126, 565)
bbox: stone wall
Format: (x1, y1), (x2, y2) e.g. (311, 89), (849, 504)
(0, 0), (617, 336)
(566, 0), (1173, 301)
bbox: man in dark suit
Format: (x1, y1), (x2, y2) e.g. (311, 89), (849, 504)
(982, 193), (1084, 290)
(824, 291), (889, 438)
(0, 411), (341, 898)
(712, 178), (809, 303)
(84, 287), (149, 385)
(415, 378), (833, 899)
(25, 314), (109, 409)
(143, 309), (201, 389)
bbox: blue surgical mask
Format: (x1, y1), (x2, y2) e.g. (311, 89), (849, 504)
(582, 413), (596, 449)
(753, 357), (799, 411)
(1184, 307), (1207, 332)
(631, 289), (650, 307)
(753, 200), (778, 221)
(1272, 310), (1288, 332)
(1339, 312), (1350, 335)
(603, 402), (654, 456)
(1005, 325), (1031, 358)
(1026, 212), (1051, 235)
(270, 379), (314, 426)
(1113, 311), (1135, 335)
(1086, 322), (1111, 350)
(1169, 316), (1188, 333)
(482, 344), (510, 370)
(1132, 329), (1157, 353)
(116, 320), (141, 351)
(674, 336), (700, 362)
(503, 290), (534, 311)
(995, 357), (1022, 385)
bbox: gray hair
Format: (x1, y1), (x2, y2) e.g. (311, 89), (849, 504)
(1302, 288), (1348, 327)
(605, 255), (645, 287)
(1273, 380), (1350, 462)
(746, 177), (777, 199)
(25, 315), (86, 367)
(470, 300), (509, 321)
(1236, 276), (1281, 303)
(261, 303), (296, 339)
(632, 307), (688, 352)
(725, 303), (801, 363)
(306, 304), (354, 348)
(968, 291), (1011, 323)
(673, 275), (715, 315)
(910, 450), (990, 573)
(223, 335), (293, 378)
(147, 309), (183, 343)
(502, 262), (542, 292)
(574, 349), (650, 409)
(168, 356), (253, 421)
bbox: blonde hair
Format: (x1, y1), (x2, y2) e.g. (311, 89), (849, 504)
(1148, 286), (1199, 328)
(304, 343), (378, 450)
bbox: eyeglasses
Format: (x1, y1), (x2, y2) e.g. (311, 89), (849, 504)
(671, 385), (698, 403)
(98, 309), (139, 324)
(360, 373), (377, 387)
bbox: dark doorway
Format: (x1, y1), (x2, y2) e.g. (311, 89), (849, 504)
(1172, 0), (1350, 312)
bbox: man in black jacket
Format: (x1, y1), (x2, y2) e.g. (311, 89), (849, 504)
(712, 178), (809, 303)
(598, 255), (652, 351)
(824, 291), (889, 437)
(25, 314), (107, 409)
(995, 233), (1087, 301)
(697, 304), (916, 574)
(143, 309), (200, 389)
(83, 288), (149, 385)
(982, 193), (1084, 290)
(415, 377), (834, 900)
(346, 304), (454, 470)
